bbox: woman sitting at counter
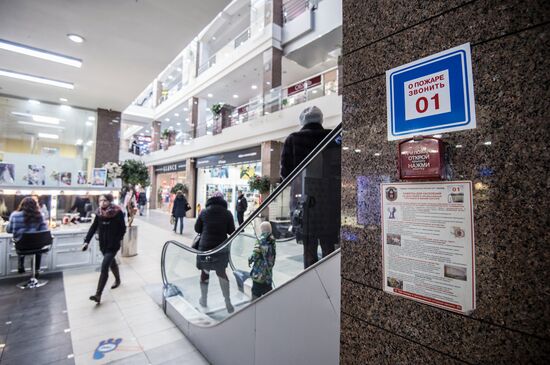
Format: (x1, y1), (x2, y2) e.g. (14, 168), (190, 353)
(82, 194), (126, 304)
(7, 197), (48, 275)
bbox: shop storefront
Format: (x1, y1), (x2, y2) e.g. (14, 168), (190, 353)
(195, 146), (261, 215)
(154, 160), (186, 210)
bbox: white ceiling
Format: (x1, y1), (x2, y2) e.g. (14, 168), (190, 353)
(0, 0), (231, 111)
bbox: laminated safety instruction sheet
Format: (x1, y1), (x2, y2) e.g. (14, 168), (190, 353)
(380, 181), (475, 314)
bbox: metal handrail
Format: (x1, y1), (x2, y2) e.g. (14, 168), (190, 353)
(161, 122), (342, 285)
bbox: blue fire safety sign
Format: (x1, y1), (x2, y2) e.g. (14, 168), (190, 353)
(386, 43), (476, 140)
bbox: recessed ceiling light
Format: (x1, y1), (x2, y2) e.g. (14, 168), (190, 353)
(433, 134), (442, 138)
(85, 121), (93, 126)
(67, 34), (85, 43)
(0, 39), (82, 67)
(0, 69), (74, 89)
(233, 94), (238, 98)
(38, 133), (59, 139)
(88, 116), (95, 121)
(212, 36), (216, 40)
(168, 75), (174, 80)
(28, 99), (40, 104)
(207, 93), (213, 98)
(164, 118), (170, 122)
(145, 130), (150, 133)
(455, 144), (463, 148)
(176, 67), (182, 72)
(183, 107), (188, 111)
(251, 85), (258, 90)
(312, 90), (318, 94)
(176, 122), (181, 126)
(266, 81), (271, 85)
(60, 105), (71, 111)
(75, 139), (83, 145)
(59, 97), (68, 102)
(374, 152), (381, 156)
(174, 113), (179, 117)
(185, 118), (189, 122)
(342, 147), (349, 150)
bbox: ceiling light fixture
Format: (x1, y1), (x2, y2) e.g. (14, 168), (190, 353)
(86, 140), (93, 146)
(174, 113), (179, 117)
(0, 39), (82, 67)
(183, 107), (188, 111)
(165, 118), (170, 122)
(87, 116), (95, 121)
(455, 144), (463, 148)
(233, 94), (238, 98)
(176, 67), (182, 72)
(59, 97), (68, 102)
(342, 147), (349, 150)
(176, 122), (181, 126)
(67, 34), (85, 43)
(354, 149), (361, 153)
(0, 69), (74, 89)
(251, 85), (258, 90)
(207, 93), (213, 98)
(38, 132), (59, 139)
(374, 152), (381, 156)
(18, 121), (65, 130)
(484, 141), (492, 146)
(60, 105), (71, 111)
(75, 139), (83, 145)
(28, 99), (40, 104)
(85, 121), (93, 126)
(11, 111), (61, 124)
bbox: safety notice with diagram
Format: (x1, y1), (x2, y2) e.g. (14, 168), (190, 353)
(381, 181), (475, 314)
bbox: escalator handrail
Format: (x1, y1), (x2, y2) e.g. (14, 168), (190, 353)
(161, 122), (342, 285)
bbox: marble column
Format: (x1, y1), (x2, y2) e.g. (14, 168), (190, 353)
(94, 109), (121, 167)
(185, 159), (197, 217)
(261, 140), (283, 184)
(340, 0), (550, 363)
(148, 166), (158, 209)
(151, 121), (161, 152)
(262, 48), (283, 114)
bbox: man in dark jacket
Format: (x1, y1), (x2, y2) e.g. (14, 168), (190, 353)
(235, 190), (247, 225)
(280, 106), (340, 269)
(280, 106), (331, 179)
(138, 188), (147, 216)
(171, 191), (189, 234)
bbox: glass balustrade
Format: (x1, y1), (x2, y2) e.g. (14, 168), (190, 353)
(161, 125), (342, 325)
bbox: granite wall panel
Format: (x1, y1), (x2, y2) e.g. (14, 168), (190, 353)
(342, 0), (470, 54)
(341, 314), (466, 365)
(341, 0), (550, 362)
(343, 0), (550, 86)
(95, 109), (121, 168)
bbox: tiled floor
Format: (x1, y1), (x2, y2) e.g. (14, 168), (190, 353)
(0, 272), (75, 365)
(61, 210), (209, 365)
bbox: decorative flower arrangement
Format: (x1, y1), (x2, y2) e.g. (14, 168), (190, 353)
(103, 162), (122, 183)
(248, 175), (271, 194)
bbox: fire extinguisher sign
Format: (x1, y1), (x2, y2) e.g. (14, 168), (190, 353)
(386, 43), (476, 141)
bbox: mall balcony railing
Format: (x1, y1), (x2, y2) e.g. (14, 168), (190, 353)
(283, 0), (311, 23)
(132, 83), (155, 108)
(152, 67), (339, 151)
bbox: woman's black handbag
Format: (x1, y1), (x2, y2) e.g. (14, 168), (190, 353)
(185, 203), (192, 212)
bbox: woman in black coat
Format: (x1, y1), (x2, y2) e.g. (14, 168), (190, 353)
(171, 190), (189, 234)
(83, 194), (126, 304)
(194, 192), (235, 313)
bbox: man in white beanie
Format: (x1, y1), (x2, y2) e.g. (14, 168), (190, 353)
(280, 106), (331, 179)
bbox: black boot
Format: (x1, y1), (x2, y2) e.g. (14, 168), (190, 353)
(89, 294), (101, 303)
(110, 262), (121, 289)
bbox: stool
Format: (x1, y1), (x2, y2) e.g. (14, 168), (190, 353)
(13, 230), (53, 289)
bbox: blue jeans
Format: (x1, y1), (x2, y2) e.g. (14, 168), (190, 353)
(173, 217), (184, 234)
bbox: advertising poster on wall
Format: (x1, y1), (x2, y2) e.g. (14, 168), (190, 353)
(0, 163), (15, 184)
(91, 168), (107, 187)
(24, 164), (46, 185)
(380, 181), (475, 314)
(77, 171), (87, 185)
(60, 172), (72, 186)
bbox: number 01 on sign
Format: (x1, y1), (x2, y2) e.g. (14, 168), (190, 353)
(386, 43), (476, 140)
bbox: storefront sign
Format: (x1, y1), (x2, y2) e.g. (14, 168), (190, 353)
(154, 160), (186, 174)
(196, 146), (261, 168)
(381, 181), (475, 314)
(287, 75), (322, 96)
(237, 105), (249, 115)
(386, 43), (476, 140)
(398, 137), (444, 180)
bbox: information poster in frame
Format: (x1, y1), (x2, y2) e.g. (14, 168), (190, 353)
(381, 181), (475, 314)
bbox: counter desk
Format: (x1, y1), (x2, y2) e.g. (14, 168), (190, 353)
(0, 225), (101, 278)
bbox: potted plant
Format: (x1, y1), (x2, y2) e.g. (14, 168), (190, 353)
(248, 174), (272, 195)
(211, 103), (224, 117)
(170, 183), (188, 195)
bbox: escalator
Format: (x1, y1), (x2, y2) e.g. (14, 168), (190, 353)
(161, 123), (342, 365)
